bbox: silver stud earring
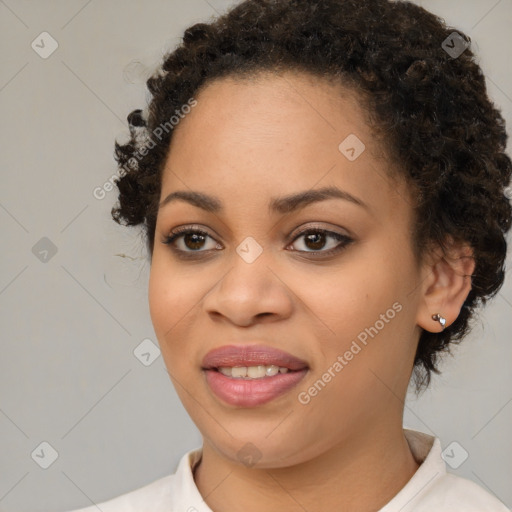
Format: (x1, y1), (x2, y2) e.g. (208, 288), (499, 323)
(432, 313), (446, 330)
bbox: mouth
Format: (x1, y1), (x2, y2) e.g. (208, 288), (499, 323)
(213, 365), (297, 379)
(201, 344), (309, 407)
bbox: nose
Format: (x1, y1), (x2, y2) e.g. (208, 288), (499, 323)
(202, 249), (294, 327)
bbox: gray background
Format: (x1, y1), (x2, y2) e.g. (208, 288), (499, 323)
(0, 0), (511, 510)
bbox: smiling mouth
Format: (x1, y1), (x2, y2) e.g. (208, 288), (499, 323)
(201, 344), (309, 406)
(203, 366), (308, 407)
(213, 365), (297, 379)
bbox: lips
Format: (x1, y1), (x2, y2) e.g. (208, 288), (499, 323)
(201, 344), (308, 371)
(201, 344), (309, 407)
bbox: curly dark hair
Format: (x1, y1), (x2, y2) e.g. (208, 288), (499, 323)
(111, 0), (512, 391)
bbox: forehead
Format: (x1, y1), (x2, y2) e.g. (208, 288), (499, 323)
(171, 71), (370, 145)
(160, 71), (410, 218)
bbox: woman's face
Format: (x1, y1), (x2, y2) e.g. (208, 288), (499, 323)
(149, 71), (429, 467)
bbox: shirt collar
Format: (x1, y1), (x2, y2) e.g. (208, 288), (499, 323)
(379, 429), (446, 511)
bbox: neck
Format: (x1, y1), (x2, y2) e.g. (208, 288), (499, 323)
(194, 425), (420, 511)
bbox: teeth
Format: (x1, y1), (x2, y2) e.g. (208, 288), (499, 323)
(218, 365), (290, 379)
(231, 366), (246, 378)
(247, 365), (266, 378)
(266, 365), (280, 376)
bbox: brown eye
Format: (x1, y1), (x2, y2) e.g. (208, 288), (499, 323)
(162, 225), (353, 260)
(162, 228), (221, 253)
(303, 232), (327, 250)
(182, 232), (207, 250)
(289, 229), (353, 256)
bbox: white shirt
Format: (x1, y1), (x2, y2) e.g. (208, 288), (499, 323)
(68, 429), (509, 511)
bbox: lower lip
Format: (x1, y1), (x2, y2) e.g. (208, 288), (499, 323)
(204, 368), (308, 407)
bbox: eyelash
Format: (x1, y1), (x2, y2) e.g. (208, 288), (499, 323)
(161, 224), (354, 260)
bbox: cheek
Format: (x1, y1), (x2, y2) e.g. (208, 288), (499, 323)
(318, 272), (418, 406)
(148, 258), (199, 353)
(299, 258), (385, 338)
(304, 244), (414, 366)
(148, 262), (172, 335)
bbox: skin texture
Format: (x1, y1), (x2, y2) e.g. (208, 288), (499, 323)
(148, 71), (475, 511)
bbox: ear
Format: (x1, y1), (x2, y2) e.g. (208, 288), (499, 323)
(416, 236), (476, 333)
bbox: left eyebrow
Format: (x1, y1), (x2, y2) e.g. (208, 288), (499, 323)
(158, 186), (369, 214)
(269, 186), (369, 214)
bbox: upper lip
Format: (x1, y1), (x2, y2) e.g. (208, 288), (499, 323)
(202, 344), (309, 371)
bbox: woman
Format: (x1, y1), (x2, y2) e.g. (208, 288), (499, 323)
(71, 0), (511, 510)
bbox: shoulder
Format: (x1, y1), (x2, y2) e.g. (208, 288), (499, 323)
(65, 447), (203, 512)
(415, 472), (510, 511)
(66, 473), (175, 512)
(388, 430), (510, 512)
